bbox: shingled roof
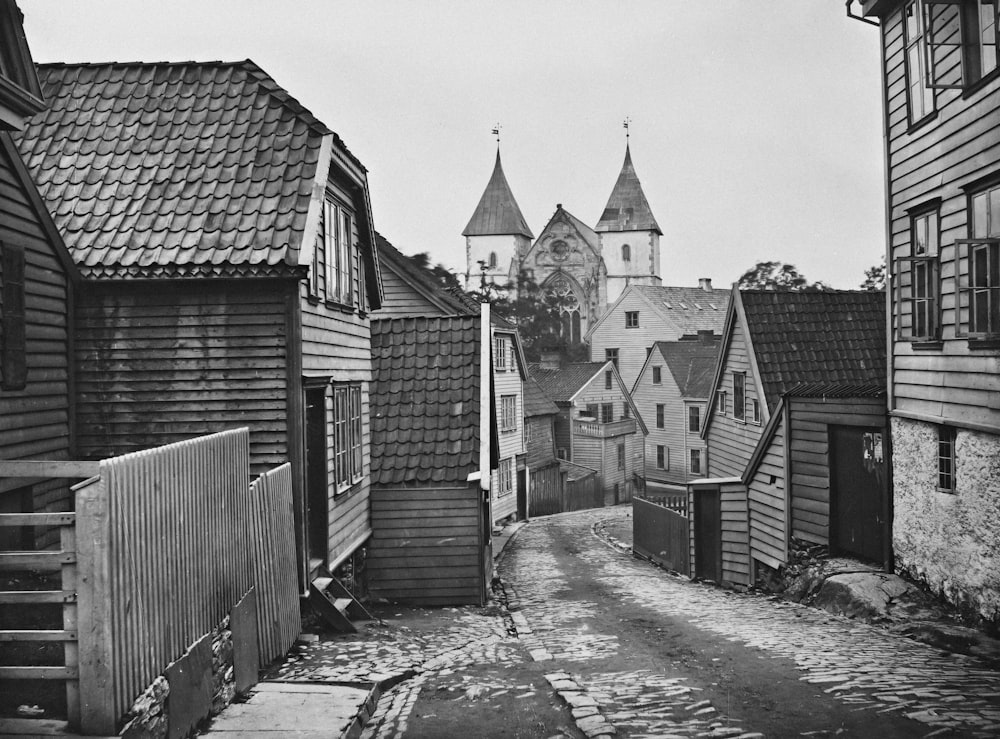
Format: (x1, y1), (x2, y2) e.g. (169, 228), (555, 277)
(656, 338), (721, 399)
(462, 151), (533, 239)
(370, 316), (482, 486)
(595, 145), (661, 234)
(740, 290), (886, 410)
(529, 362), (606, 404)
(15, 61), (352, 278)
(587, 283), (728, 341)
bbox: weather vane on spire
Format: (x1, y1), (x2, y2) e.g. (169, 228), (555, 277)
(492, 123), (502, 147)
(623, 117), (631, 140)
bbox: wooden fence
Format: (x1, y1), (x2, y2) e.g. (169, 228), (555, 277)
(0, 428), (300, 735)
(633, 495), (689, 574)
(528, 462), (603, 517)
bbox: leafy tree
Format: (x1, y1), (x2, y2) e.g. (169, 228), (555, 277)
(737, 261), (829, 291)
(860, 258), (886, 291)
(406, 251), (462, 292)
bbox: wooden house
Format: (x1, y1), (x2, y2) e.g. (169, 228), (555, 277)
(856, 0), (1000, 625)
(695, 288), (887, 588)
(368, 309), (496, 606)
(523, 377), (559, 470)
(586, 282), (728, 388)
(530, 358), (647, 504)
(631, 333), (719, 493)
(14, 61), (383, 589)
(372, 233), (472, 317)
(0, 0), (80, 536)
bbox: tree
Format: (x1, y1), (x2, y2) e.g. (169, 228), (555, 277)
(406, 251), (462, 292)
(860, 258), (886, 291)
(737, 261), (829, 291)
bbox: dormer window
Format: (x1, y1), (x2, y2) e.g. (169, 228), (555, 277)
(622, 244), (631, 262)
(313, 194), (364, 310)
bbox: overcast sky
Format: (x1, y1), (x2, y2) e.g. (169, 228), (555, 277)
(21, 1), (885, 290)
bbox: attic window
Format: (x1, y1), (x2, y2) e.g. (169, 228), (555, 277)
(678, 301), (689, 310)
(625, 311), (639, 328)
(707, 303), (718, 310)
(663, 301), (672, 308)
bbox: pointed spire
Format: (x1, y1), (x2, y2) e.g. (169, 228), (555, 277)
(462, 151), (533, 238)
(595, 144), (661, 234)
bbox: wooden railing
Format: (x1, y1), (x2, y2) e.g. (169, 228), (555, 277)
(573, 417), (636, 438)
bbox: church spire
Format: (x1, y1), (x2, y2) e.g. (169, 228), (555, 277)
(462, 151), (533, 239)
(595, 144), (661, 234)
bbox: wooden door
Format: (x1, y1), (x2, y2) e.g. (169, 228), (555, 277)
(305, 387), (328, 560)
(694, 489), (722, 582)
(830, 426), (886, 563)
(516, 468), (527, 520)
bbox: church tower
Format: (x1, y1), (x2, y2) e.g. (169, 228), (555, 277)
(462, 151), (533, 293)
(595, 144), (662, 304)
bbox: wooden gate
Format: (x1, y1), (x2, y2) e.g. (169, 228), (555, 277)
(633, 495), (689, 573)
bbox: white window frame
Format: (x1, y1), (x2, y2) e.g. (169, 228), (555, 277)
(652, 366), (662, 385)
(688, 405), (701, 433)
(497, 457), (514, 497)
(897, 208), (941, 342)
(500, 394), (517, 432)
(690, 448), (703, 476)
(655, 403), (665, 429)
(733, 372), (746, 422)
(656, 444), (668, 470)
(625, 310), (639, 329)
(494, 336), (509, 370)
(332, 384), (364, 493)
(716, 390), (727, 415)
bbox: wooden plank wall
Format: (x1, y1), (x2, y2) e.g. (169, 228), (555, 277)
(525, 416), (556, 469)
(491, 335), (523, 522)
(0, 135), (73, 510)
(705, 319), (764, 477)
(589, 291), (668, 388)
(370, 264), (441, 317)
(74, 281), (288, 473)
(788, 397), (886, 545)
(882, 5), (1000, 429)
(368, 486), (485, 606)
(720, 481), (750, 587)
(747, 416), (787, 570)
(632, 358), (689, 485)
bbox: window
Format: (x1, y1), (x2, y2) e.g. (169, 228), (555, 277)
(690, 449), (703, 475)
(1, 242), (27, 390)
(622, 244), (631, 262)
(524, 422), (532, 443)
(904, 1), (936, 124)
(958, 183), (1000, 339)
(501, 395), (517, 432)
(332, 384), (364, 493)
(688, 406), (701, 433)
(315, 197), (362, 308)
(494, 336), (508, 370)
(605, 348), (619, 369)
(898, 208), (940, 341)
(751, 399), (761, 424)
(585, 403), (598, 419)
(601, 403), (614, 423)
(652, 366), (662, 384)
(557, 448), (568, 460)
(938, 425), (956, 491)
(922, 0), (999, 89)
(716, 390), (727, 415)
(733, 373), (746, 421)
(488, 251), (498, 268)
(656, 403), (665, 429)
(656, 445), (667, 470)
(617, 443), (626, 470)
(625, 310), (639, 328)
(622, 404), (630, 420)
(605, 370), (613, 389)
(498, 457), (513, 496)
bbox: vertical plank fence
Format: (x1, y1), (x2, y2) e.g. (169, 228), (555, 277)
(528, 462), (603, 517)
(633, 495), (690, 574)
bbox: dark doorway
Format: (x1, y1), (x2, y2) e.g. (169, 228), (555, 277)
(516, 468), (527, 520)
(830, 425), (886, 563)
(694, 489), (722, 581)
(305, 386), (328, 561)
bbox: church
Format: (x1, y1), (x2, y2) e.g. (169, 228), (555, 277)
(462, 145), (663, 342)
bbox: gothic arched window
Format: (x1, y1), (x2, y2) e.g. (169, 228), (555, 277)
(622, 244), (631, 262)
(488, 251), (498, 268)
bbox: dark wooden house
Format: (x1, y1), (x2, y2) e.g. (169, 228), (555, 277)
(856, 0), (1000, 625)
(368, 309), (496, 606)
(0, 0), (80, 533)
(14, 61), (383, 588)
(696, 288), (887, 587)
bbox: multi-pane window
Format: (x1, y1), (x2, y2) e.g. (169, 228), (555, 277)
(937, 425), (956, 492)
(959, 184), (1000, 338)
(605, 370), (613, 389)
(333, 384), (364, 493)
(733, 373), (746, 421)
(652, 366), (662, 385)
(605, 348), (619, 369)
(716, 390), (727, 415)
(656, 445), (667, 469)
(501, 395), (517, 432)
(904, 1), (935, 123)
(622, 403), (630, 420)
(601, 403), (614, 423)
(656, 404), (665, 429)
(494, 336), (509, 370)
(497, 457), (513, 496)
(690, 449), (703, 475)
(313, 196), (363, 310)
(688, 406), (701, 433)
(625, 310), (639, 328)
(751, 399), (761, 424)
(617, 443), (625, 470)
(922, 0), (999, 88)
(899, 209), (940, 341)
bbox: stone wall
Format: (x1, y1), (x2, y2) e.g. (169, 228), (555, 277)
(891, 417), (1000, 627)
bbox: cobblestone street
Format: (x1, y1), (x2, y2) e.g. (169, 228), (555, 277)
(267, 507), (1000, 738)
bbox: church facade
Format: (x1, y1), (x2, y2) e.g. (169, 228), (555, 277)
(463, 146), (663, 342)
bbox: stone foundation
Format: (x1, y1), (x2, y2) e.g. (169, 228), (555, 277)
(891, 417), (1000, 627)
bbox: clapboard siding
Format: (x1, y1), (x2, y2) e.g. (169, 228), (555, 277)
(705, 319), (764, 477)
(721, 484), (750, 586)
(526, 416), (556, 468)
(633, 359), (687, 484)
(880, 3), (1000, 431)
(368, 485), (485, 605)
(788, 397), (886, 545)
(74, 281), (288, 471)
(747, 415), (786, 570)
(491, 329), (524, 522)
(372, 265), (441, 317)
(589, 290), (663, 388)
(0, 135), (73, 506)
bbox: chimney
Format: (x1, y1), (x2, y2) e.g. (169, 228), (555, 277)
(540, 351), (562, 371)
(699, 277), (713, 291)
(698, 330), (716, 344)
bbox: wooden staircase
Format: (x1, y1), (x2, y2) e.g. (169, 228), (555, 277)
(307, 576), (374, 633)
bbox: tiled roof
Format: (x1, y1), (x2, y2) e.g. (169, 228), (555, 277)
(375, 233), (475, 315)
(595, 145), (661, 234)
(524, 377), (559, 417)
(370, 316), (482, 486)
(462, 151), (533, 238)
(15, 61), (339, 277)
(656, 339), (721, 398)
(632, 285), (729, 335)
(740, 290), (886, 409)
(529, 362), (605, 403)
